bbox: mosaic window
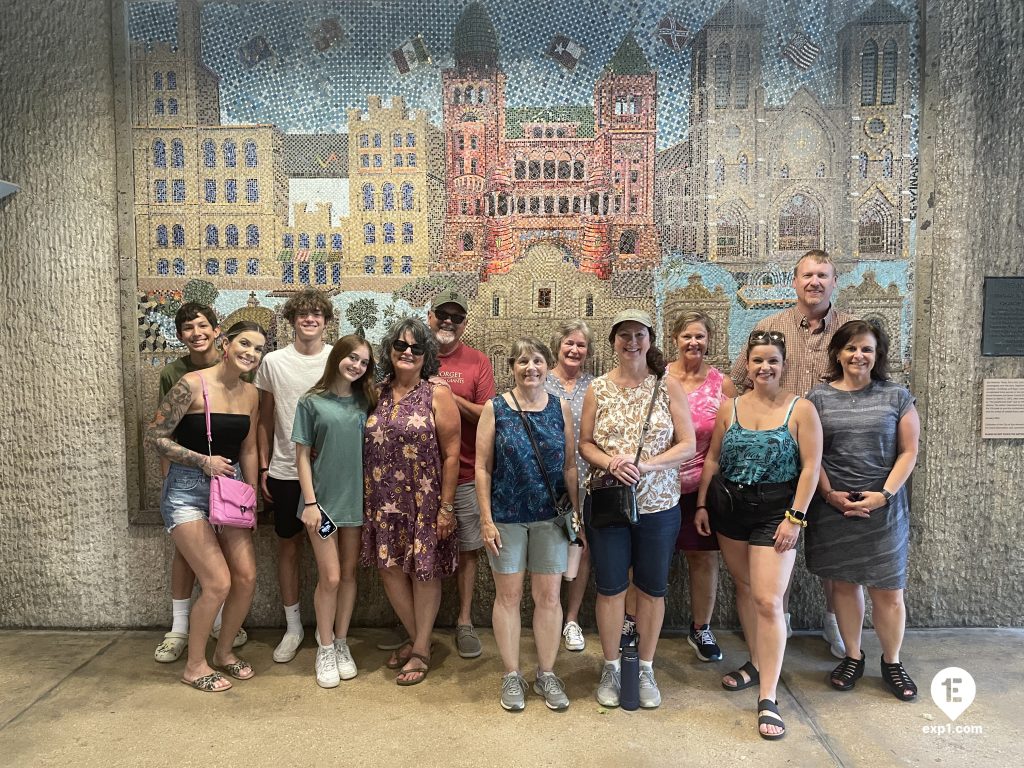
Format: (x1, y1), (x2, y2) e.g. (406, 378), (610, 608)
(206, 258), (219, 275)
(394, 154), (403, 167)
(382, 183), (394, 210)
(331, 263), (340, 283)
(715, 43), (731, 109)
(778, 194), (821, 251)
(881, 40), (898, 105)
(166, 71), (176, 90)
(204, 179), (216, 203)
(154, 179), (167, 202)
(283, 262), (294, 283)
(246, 224), (259, 247)
(246, 179), (259, 203)
(171, 224), (184, 247)
(470, 136), (478, 150)
(173, 257), (185, 276)
(364, 255), (376, 274)
(536, 287), (552, 309)
(407, 153), (416, 166)
(401, 183), (414, 210)
(401, 255), (412, 274)
(299, 262), (310, 283)
(360, 154), (369, 167)
(383, 222), (395, 244)
(393, 133), (402, 148)
(816, 161), (826, 177)
(406, 133), (416, 147)
(716, 207), (746, 259)
(859, 152), (868, 178)
(359, 134), (369, 148)
(226, 258), (238, 275)
(739, 155), (749, 184)
(154, 98), (164, 114)
(315, 262), (327, 283)
(619, 230), (637, 254)
(244, 140), (258, 167)
(316, 233), (326, 249)
(332, 234), (342, 251)
(172, 179), (185, 202)
(203, 140), (216, 167)
(362, 183), (375, 211)
(283, 233), (294, 248)
(544, 159), (555, 178)
(206, 224), (219, 246)
(226, 224), (238, 247)
(735, 44), (750, 109)
(153, 71), (163, 90)
(585, 294), (594, 317)
(883, 149), (893, 178)
(171, 140), (184, 168)
(491, 295), (501, 317)
(714, 156), (725, 184)
(373, 133), (382, 147)
(223, 140), (236, 167)
(299, 233), (309, 248)
(153, 139), (166, 168)
(573, 159), (585, 179)
(470, 158), (478, 174)
(383, 255), (394, 274)
(858, 208), (885, 253)
(364, 223), (375, 244)
(155, 224), (168, 247)
(402, 222), (413, 243)
(861, 40), (878, 106)
(780, 164), (790, 179)
(225, 179), (237, 203)
(156, 258), (169, 275)
(168, 99), (178, 115)
(462, 232), (473, 251)
(373, 154), (382, 167)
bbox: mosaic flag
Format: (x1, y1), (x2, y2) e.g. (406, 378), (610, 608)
(296, 249), (310, 263)
(391, 34), (430, 74)
(780, 31), (822, 70)
(239, 35), (273, 67)
(656, 14), (690, 51)
(311, 17), (346, 52)
(547, 34), (584, 71)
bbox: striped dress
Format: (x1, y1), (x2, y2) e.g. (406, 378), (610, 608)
(804, 381), (915, 589)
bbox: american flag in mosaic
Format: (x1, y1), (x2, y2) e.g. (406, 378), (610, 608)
(780, 31), (822, 71)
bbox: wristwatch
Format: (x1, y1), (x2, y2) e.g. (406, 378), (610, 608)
(440, 502), (454, 513)
(881, 488), (894, 505)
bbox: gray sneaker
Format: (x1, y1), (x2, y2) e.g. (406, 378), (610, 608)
(500, 671), (527, 711)
(376, 626), (410, 651)
(534, 672), (570, 710)
(596, 663), (621, 707)
(638, 667), (662, 708)
(456, 624), (482, 658)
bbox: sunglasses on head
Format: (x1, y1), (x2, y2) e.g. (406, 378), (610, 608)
(434, 309), (466, 325)
(392, 339), (425, 356)
(748, 330), (786, 346)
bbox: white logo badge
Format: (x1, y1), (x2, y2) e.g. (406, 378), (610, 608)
(930, 667), (976, 721)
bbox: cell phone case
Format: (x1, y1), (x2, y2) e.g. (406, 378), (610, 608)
(317, 506), (338, 538)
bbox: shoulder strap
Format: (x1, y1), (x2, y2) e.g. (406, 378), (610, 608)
(632, 375), (662, 464)
(730, 395), (740, 429)
(508, 391), (563, 511)
(198, 373), (213, 458)
(784, 396), (800, 425)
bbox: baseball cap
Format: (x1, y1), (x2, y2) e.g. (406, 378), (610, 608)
(430, 289), (469, 313)
(610, 309), (654, 332)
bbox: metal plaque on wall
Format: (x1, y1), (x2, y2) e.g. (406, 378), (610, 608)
(982, 277), (1024, 356)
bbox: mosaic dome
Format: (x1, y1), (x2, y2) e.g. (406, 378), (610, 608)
(452, 2), (499, 69)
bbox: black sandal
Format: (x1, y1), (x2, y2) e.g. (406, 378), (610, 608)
(829, 652), (865, 691)
(757, 698), (786, 740)
(881, 656), (918, 701)
(721, 660), (759, 691)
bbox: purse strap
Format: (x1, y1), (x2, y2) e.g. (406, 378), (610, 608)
(508, 391), (565, 513)
(631, 375), (663, 465)
(198, 372), (214, 460)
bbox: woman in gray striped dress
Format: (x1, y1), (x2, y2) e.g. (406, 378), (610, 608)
(805, 320), (920, 702)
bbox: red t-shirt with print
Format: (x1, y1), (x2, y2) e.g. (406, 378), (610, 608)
(437, 342), (496, 484)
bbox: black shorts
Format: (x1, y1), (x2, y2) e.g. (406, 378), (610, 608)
(266, 476), (303, 539)
(708, 475), (797, 547)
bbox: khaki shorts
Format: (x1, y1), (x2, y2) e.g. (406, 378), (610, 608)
(486, 518), (569, 575)
(455, 481), (484, 552)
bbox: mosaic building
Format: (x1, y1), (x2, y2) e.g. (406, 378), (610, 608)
(657, 0), (912, 266)
(439, 2), (661, 279)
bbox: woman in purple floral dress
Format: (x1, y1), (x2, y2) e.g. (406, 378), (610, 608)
(362, 316), (461, 685)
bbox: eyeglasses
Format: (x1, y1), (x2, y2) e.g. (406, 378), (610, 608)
(748, 330), (786, 346)
(392, 339), (425, 356)
(434, 309), (466, 325)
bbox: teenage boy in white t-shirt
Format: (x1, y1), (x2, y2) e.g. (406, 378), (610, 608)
(255, 289), (334, 663)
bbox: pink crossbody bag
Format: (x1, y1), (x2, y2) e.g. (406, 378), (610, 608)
(199, 373), (257, 529)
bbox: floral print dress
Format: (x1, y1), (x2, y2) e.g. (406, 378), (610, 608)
(361, 379), (457, 581)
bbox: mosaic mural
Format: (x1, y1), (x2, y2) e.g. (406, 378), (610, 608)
(127, 0), (919, 508)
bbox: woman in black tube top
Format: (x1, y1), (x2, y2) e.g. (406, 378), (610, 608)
(145, 320), (265, 692)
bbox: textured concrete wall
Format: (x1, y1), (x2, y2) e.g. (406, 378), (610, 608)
(0, 0), (1021, 629)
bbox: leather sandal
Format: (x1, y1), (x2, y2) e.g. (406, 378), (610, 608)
(721, 660), (759, 691)
(881, 656), (918, 701)
(396, 652), (430, 686)
(385, 642), (413, 670)
(829, 652), (865, 691)
(757, 698), (786, 740)
(181, 671), (232, 692)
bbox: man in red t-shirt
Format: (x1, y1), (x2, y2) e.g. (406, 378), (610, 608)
(428, 289), (496, 659)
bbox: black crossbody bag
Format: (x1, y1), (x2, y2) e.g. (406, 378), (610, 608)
(589, 376), (662, 528)
(508, 391), (578, 542)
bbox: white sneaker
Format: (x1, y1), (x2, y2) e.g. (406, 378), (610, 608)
(784, 612), (793, 639)
(273, 629), (304, 663)
(315, 644), (340, 688)
(823, 613), (846, 659)
(562, 621), (585, 652)
(334, 639), (358, 680)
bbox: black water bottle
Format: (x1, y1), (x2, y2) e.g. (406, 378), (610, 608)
(620, 641), (640, 711)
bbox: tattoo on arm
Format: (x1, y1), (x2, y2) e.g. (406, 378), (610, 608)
(144, 378), (207, 470)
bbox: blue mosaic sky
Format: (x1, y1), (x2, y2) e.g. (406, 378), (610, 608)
(128, 0), (918, 150)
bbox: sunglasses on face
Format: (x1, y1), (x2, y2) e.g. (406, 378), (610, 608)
(434, 309), (466, 325)
(392, 339), (425, 356)
(748, 330), (786, 346)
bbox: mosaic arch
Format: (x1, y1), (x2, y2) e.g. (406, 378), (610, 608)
(123, 0), (919, 510)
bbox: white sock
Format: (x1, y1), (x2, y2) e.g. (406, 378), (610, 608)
(284, 603), (302, 635)
(605, 657), (621, 671)
(170, 599), (190, 635)
(334, 635), (346, 646)
(639, 659), (653, 671)
(212, 605), (224, 634)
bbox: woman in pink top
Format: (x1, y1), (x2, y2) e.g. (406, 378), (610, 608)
(667, 311), (736, 664)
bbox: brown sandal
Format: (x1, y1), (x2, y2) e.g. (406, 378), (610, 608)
(396, 653), (430, 686)
(385, 642), (413, 670)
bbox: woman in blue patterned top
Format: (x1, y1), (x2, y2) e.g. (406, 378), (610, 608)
(696, 330), (822, 740)
(476, 337), (581, 713)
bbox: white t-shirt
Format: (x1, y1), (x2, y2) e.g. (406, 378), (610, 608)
(253, 343), (333, 480)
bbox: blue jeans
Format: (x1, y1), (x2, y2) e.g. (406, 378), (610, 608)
(585, 504), (681, 597)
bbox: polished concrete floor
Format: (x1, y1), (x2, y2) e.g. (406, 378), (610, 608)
(0, 627), (1019, 767)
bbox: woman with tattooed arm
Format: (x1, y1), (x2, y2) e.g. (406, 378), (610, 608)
(145, 321), (265, 692)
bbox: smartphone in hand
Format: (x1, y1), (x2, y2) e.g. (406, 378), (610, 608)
(317, 507), (338, 539)
(847, 491), (864, 502)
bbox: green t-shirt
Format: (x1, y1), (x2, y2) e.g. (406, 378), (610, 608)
(159, 355), (253, 398)
(291, 391), (367, 526)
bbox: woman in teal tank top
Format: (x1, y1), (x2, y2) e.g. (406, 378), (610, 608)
(696, 330), (822, 741)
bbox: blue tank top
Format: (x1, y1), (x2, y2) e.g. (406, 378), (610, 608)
(491, 394), (567, 524)
(719, 397), (800, 485)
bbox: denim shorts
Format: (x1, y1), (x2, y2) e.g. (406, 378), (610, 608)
(160, 463), (241, 534)
(486, 518), (569, 575)
(584, 503), (681, 597)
